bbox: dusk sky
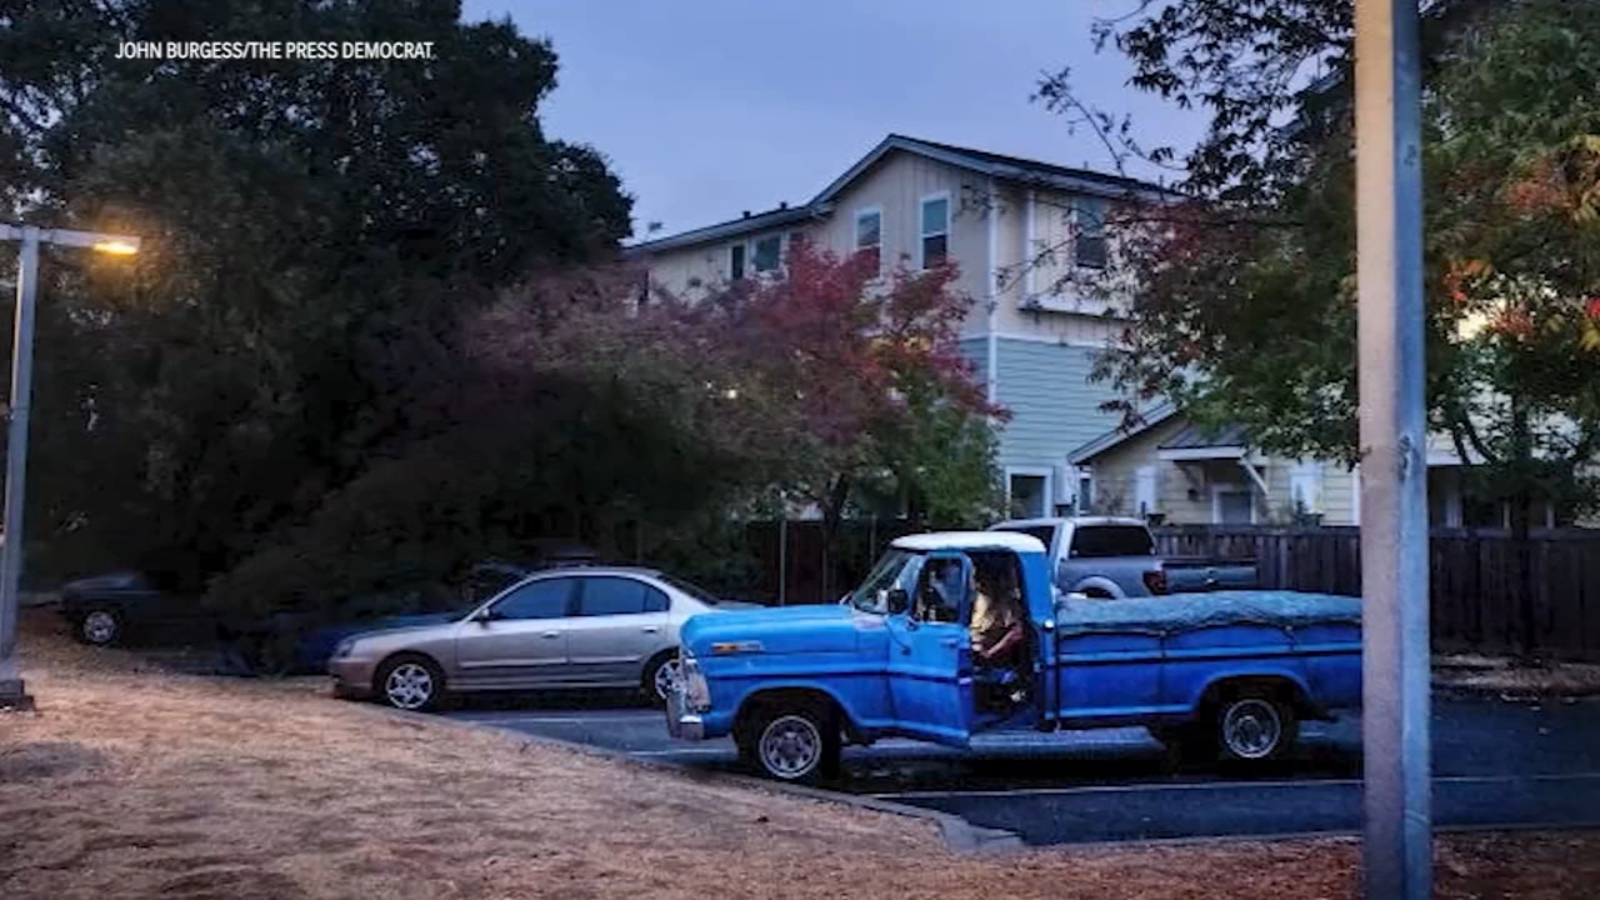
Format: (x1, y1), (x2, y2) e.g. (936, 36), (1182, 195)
(460, 1), (1209, 239)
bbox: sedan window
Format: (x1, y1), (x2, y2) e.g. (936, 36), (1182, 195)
(492, 578), (573, 620)
(576, 577), (667, 616)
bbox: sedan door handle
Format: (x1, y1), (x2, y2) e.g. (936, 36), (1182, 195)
(641, 626), (660, 634)
(541, 631), (561, 639)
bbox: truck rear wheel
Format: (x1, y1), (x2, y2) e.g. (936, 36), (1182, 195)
(1215, 694), (1297, 762)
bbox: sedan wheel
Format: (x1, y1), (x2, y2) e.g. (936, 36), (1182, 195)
(79, 610), (120, 646)
(652, 658), (683, 700)
(379, 658), (443, 712)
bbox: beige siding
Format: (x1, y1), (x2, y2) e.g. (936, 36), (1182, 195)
(817, 150), (991, 335)
(644, 224), (823, 302)
(1085, 418), (1359, 525)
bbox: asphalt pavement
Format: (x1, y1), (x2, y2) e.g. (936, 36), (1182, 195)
(441, 694), (1600, 846)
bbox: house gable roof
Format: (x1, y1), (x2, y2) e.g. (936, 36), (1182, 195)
(1067, 402), (1180, 465)
(628, 133), (1175, 255)
(810, 134), (1174, 207)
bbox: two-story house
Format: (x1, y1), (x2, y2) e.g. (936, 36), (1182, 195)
(630, 133), (1170, 517)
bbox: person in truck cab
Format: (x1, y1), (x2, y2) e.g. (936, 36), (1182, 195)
(969, 563), (1029, 709)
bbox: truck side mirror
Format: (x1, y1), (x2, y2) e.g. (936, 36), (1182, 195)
(884, 588), (910, 615)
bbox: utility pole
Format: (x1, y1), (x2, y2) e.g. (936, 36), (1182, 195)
(1354, 1), (1432, 898)
(0, 225), (140, 711)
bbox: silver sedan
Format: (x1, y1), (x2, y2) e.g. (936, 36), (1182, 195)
(328, 566), (752, 711)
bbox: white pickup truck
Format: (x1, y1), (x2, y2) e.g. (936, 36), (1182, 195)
(988, 516), (1258, 599)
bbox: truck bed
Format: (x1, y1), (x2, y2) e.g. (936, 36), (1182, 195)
(1054, 590), (1360, 635)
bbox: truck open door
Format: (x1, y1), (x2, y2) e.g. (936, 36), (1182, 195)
(883, 551), (973, 747)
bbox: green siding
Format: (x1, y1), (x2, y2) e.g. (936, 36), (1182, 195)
(992, 339), (1122, 470)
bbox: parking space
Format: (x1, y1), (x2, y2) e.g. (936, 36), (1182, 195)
(441, 696), (1600, 845)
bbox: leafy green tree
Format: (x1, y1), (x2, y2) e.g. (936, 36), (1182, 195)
(1042, 0), (1600, 653)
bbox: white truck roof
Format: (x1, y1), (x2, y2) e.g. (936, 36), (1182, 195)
(890, 531), (1047, 554)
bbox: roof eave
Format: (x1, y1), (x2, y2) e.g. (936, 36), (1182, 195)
(1067, 401), (1180, 465)
(625, 203), (834, 255)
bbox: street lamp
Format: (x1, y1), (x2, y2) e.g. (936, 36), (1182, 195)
(0, 224), (141, 711)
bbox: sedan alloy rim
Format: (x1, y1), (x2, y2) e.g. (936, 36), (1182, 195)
(385, 663), (434, 710)
(653, 659), (683, 698)
(83, 611), (117, 644)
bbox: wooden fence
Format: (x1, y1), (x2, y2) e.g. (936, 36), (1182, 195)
(736, 520), (1600, 663)
(1155, 525), (1600, 663)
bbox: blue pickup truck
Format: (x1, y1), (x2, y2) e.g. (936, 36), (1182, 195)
(665, 531), (1362, 782)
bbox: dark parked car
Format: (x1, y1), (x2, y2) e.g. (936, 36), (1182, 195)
(55, 559), (541, 673)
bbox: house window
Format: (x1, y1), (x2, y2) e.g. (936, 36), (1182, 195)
(729, 244), (746, 280)
(1076, 469), (1094, 514)
(1290, 462), (1324, 515)
(1007, 472), (1049, 518)
(1074, 197), (1108, 269)
(920, 194), (949, 268)
(752, 235), (782, 273)
(855, 207), (882, 273)
(1213, 485), (1255, 524)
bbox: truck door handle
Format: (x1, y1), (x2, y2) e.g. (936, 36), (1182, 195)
(941, 638), (960, 649)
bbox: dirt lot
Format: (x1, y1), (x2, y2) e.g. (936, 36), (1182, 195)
(3, 610), (1598, 899)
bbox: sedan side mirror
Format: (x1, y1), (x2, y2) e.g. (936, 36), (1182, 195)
(470, 607), (500, 625)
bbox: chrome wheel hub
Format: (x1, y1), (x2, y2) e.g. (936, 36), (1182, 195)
(1222, 698), (1282, 759)
(759, 715), (822, 780)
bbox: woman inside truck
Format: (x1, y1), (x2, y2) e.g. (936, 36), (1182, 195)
(969, 561), (1030, 710)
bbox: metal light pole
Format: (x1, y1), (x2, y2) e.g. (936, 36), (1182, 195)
(0, 224), (140, 711)
(1354, 1), (1432, 898)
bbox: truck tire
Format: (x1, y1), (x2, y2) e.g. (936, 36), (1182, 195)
(1213, 690), (1299, 763)
(748, 702), (841, 784)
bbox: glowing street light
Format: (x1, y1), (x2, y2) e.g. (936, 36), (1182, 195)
(0, 224), (141, 710)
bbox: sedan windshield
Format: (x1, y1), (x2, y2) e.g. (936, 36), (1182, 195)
(848, 549), (916, 613)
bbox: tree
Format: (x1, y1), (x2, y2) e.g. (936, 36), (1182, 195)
(0, 1), (633, 587)
(1041, 0), (1600, 654)
(707, 239), (1006, 596)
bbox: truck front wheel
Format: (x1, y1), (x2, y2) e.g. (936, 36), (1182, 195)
(748, 704), (841, 784)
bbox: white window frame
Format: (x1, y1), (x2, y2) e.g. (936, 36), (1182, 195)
(1210, 482), (1257, 524)
(1073, 196), (1109, 270)
(1004, 465), (1055, 519)
(854, 206), (883, 274)
(917, 190), (952, 270)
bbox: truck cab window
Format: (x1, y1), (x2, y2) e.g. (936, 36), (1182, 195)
(914, 558), (965, 624)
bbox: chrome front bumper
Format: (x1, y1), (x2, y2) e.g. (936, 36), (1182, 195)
(664, 682), (705, 741)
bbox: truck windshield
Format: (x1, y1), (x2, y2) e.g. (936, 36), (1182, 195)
(1070, 525), (1156, 558)
(848, 548), (915, 613)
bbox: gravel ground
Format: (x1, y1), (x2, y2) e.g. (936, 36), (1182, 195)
(3, 609), (1598, 899)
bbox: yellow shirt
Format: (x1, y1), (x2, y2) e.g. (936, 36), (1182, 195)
(970, 588), (1020, 653)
